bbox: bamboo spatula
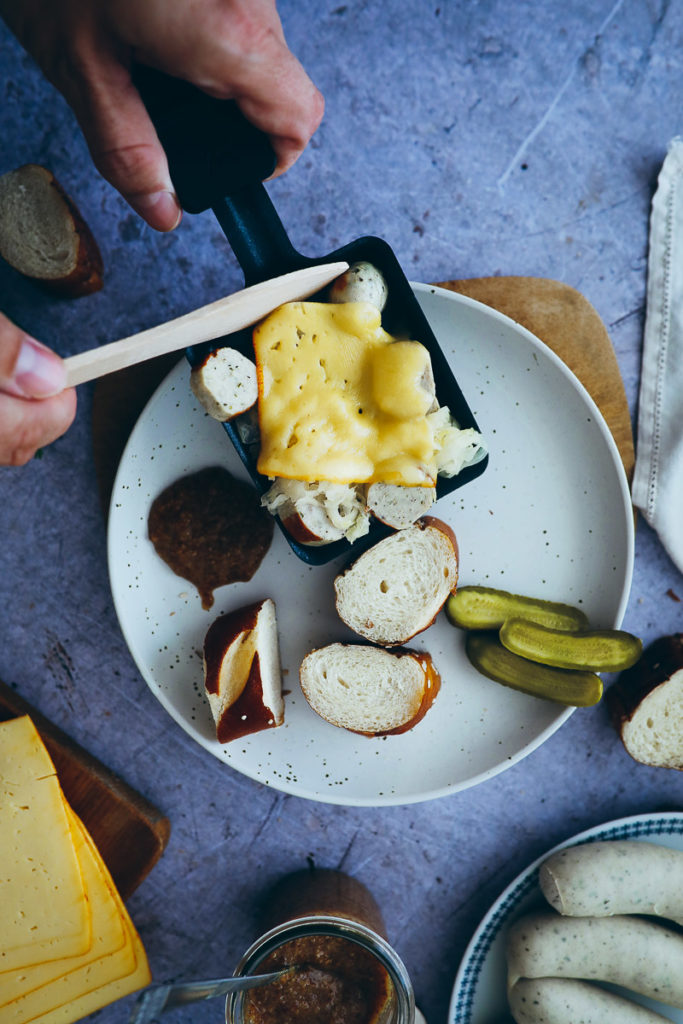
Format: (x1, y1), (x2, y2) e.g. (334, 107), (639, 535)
(63, 261), (348, 387)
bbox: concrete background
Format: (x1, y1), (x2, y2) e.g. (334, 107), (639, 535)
(1, 2), (682, 1021)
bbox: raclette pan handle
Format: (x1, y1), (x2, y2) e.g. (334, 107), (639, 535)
(133, 65), (306, 284)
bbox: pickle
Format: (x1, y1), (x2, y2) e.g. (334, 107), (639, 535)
(499, 617), (643, 672)
(445, 586), (588, 632)
(465, 632), (603, 706)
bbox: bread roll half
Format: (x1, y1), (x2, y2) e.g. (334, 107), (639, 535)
(334, 518), (458, 645)
(0, 164), (103, 296)
(300, 643), (440, 735)
(607, 633), (683, 770)
(203, 598), (284, 742)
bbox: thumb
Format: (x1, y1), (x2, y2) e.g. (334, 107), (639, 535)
(0, 318), (67, 399)
(66, 54), (182, 232)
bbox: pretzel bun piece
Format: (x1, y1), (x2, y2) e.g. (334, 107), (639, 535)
(203, 598), (284, 743)
(334, 518), (458, 645)
(299, 643), (440, 736)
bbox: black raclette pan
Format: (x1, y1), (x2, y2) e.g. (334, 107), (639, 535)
(135, 68), (488, 565)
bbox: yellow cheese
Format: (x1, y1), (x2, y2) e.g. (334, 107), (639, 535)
(1, 808), (150, 1023)
(254, 301), (438, 485)
(0, 804), (127, 1009)
(21, 923), (149, 1024)
(0, 718), (91, 972)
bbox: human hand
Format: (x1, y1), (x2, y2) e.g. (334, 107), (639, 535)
(0, 313), (76, 466)
(0, 0), (324, 232)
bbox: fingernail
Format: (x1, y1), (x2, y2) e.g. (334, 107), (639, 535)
(132, 190), (182, 232)
(13, 336), (67, 398)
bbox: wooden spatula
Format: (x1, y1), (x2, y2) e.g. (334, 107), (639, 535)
(63, 261), (347, 387)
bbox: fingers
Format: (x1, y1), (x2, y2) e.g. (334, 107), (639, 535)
(234, 50), (325, 176)
(125, 1), (325, 177)
(12, 0), (322, 228)
(0, 319), (67, 398)
(60, 46), (182, 232)
(0, 314), (76, 465)
(198, 17), (325, 176)
(0, 390), (77, 466)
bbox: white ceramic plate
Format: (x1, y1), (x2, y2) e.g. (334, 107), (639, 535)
(449, 811), (683, 1024)
(107, 284), (634, 806)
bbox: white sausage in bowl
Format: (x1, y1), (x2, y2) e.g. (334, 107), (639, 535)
(508, 977), (673, 1024)
(506, 912), (683, 1009)
(539, 840), (683, 926)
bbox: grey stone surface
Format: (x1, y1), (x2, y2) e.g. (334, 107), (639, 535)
(1, 2), (682, 1022)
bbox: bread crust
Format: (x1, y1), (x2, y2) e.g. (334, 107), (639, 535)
(383, 649), (440, 734)
(203, 601), (260, 699)
(607, 633), (683, 770)
(607, 633), (683, 722)
(43, 175), (104, 297)
(419, 515), (459, 560)
(203, 598), (284, 743)
(0, 164), (103, 297)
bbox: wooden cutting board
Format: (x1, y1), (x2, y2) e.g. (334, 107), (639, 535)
(0, 681), (170, 899)
(92, 277), (634, 514)
(439, 276), (635, 481)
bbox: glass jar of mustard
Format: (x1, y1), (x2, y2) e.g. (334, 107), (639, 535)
(226, 869), (415, 1024)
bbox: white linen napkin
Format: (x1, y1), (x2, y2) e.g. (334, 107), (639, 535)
(632, 137), (683, 572)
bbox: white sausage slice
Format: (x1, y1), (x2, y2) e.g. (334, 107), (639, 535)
(539, 840), (683, 926)
(508, 977), (673, 1024)
(506, 912), (683, 1008)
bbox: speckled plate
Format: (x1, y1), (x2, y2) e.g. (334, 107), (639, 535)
(107, 283), (634, 806)
(449, 811), (683, 1024)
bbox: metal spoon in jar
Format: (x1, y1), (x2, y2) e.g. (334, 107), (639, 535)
(128, 967), (295, 1023)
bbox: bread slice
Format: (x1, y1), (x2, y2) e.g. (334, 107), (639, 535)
(334, 518), (458, 645)
(203, 598), (284, 743)
(607, 634), (683, 770)
(0, 164), (103, 296)
(299, 642), (440, 735)
(364, 481), (436, 529)
(190, 346), (258, 421)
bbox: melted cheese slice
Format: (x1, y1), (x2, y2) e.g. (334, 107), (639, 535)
(0, 717), (91, 972)
(253, 301), (437, 485)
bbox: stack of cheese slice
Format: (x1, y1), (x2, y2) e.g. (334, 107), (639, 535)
(0, 715), (151, 1022)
